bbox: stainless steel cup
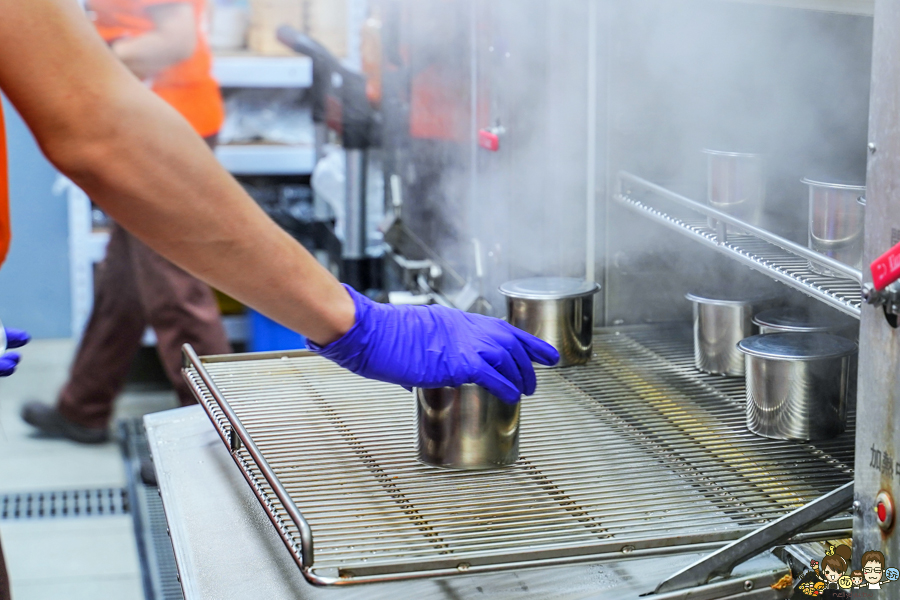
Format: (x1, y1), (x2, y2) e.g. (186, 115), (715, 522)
(704, 149), (766, 234)
(686, 291), (780, 377)
(752, 306), (858, 338)
(752, 306), (860, 407)
(416, 385), (520, 469)
(738, 332), (856, 441)
(500, 277), (601, 367)
(804, 178), (866, 276)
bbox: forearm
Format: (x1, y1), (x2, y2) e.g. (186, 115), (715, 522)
(64, 89), (354, 345)
(112, 32), (192, 80)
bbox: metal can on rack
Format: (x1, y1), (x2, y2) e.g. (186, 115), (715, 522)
(416, 385), (520, 469)
(686, 290), (781, 377)
(500, 277), (601, 367)
(804, 178), (866, 276)
(704, 149), (766, 234)
(738, 332), (856, 441)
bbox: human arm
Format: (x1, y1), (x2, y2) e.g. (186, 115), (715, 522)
(0, 0), (557, 400)
(110, 2), (197, 80)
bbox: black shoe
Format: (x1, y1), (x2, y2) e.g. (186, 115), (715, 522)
(21, 401), (110, 444)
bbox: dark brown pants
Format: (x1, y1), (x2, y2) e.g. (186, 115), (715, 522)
(56, 220), (232, 429)
(0, 540), (9, 600)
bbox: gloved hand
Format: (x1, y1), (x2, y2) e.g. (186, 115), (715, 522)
(309, 285), (559, 403)
(0, 328), (30, 377)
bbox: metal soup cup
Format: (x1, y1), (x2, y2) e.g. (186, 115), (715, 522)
(416, 385), (520, 469)
(686, 290), (781, 377)
(704, 149), (766, 234)
(500, 277), (601, 367)
(803, 178), (866, 276)
(738, 332), (856, 441)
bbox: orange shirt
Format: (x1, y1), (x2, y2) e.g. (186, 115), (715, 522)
(0, 102), (10, 267)
(88, 0), (224, 137)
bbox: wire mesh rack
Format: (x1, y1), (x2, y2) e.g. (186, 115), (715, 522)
(183, 327), (854, 586)
(614, 171), (862, 318)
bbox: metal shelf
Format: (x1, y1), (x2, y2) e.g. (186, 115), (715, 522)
(214, 144), (315, 176)
(184, 326), (853, 586)
(614, 171), (862, 319)
(212, 55), (312, 88)
(714, 0), (872, 15)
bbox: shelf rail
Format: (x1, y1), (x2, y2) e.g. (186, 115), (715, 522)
(614, 171), (862, 318)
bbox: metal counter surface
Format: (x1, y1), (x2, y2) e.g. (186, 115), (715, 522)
(144, 405), (788, 600)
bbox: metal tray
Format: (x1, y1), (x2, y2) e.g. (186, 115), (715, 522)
(182, 326), (853, 586)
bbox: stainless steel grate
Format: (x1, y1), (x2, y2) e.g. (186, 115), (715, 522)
(615, 171), (862, 318)
(184, 327), (854, 586)
(0, 489), (129, 520)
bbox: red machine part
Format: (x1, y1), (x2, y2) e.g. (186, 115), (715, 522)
(871, 242), (900, 291)
(875, 490), (894, 531)
(478, 128), (500, 152)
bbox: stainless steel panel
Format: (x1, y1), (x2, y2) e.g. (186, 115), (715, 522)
(853, 0), (900, 574)
(183, 326), (853, 586)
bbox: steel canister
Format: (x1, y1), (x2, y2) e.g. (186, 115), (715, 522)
(686, 290), (781, 377)
(752, 306), (858, 338)
(500, 277), (600, 367)
(416, 385), (519, 469)
(738, 332), (856, 441)
(804, 178), (866, 276)
(704, 149), (766, 234)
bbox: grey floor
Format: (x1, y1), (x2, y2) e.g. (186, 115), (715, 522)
(0, 338), (178, 600)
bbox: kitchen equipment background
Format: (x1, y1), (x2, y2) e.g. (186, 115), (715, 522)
(180, 0), (894, 594)
(416, 385), (519, 469)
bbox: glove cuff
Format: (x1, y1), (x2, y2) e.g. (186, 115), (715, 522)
(306, 285), (370, 360)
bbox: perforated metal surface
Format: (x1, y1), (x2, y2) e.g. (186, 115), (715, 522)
(0, 488), (128, 520)
(184, 328), (854, 586)
(615, 174), (862, 318)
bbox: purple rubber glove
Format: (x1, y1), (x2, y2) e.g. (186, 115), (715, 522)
(0, 328), (29, 377)
(308, 285), (559, 403)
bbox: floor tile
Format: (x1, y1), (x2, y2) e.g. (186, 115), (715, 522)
(10, 574), (143, 600)
(0, 449), (126, 494)
(0, 517), (140, 581)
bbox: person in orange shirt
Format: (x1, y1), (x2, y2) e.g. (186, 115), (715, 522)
(21, 0), (232, 445)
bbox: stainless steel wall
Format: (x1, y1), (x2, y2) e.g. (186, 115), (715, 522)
(854, 0), (899, 575)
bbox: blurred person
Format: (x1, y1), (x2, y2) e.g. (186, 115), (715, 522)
(0, 1), (557, 590)
(22, 0), (233, 444)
